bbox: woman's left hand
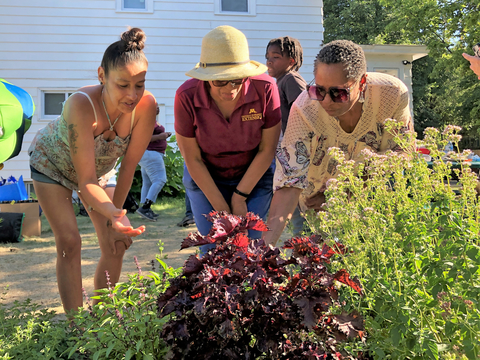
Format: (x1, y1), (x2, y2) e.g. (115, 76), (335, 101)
(107, 209), (145, 254)
(231, 193), (248, 216)
(110, 209), (146, 236)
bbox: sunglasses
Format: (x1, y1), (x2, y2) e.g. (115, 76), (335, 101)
(306, 79), (356, 103)
(211, 78), (246, 87)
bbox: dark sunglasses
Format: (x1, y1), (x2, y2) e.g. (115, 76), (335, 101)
(211, 78), (246, 87)
(306, 79), (356, 103)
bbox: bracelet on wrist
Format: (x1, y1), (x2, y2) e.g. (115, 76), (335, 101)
(234, 188), (250, 198)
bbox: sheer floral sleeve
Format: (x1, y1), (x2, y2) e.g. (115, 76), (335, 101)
(273, 92), (316, 191)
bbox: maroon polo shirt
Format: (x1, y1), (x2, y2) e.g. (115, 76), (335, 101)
(174, 74), (281, 180)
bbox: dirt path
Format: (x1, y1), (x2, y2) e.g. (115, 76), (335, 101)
(0, 204), (197, 316)
(0, 202), (292, 316)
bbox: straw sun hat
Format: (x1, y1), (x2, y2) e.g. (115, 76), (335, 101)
(186, 25), (267, 81)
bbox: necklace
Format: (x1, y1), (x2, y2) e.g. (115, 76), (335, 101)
(101, 89), (122, 141)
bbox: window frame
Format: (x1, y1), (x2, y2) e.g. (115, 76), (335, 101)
(39, 89), (76, 122)
(115, 0), (154, 14)
(214, 0), (256, 16)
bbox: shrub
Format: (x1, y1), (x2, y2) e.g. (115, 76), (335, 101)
(157, 212), (366, 359)
(305, 122), (480, 359)
(162, 135), (185, 197)
(69, 242), (181, 360)
(0, 288), (79, 360)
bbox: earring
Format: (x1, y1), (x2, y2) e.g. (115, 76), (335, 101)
(358, 88), (366, 103)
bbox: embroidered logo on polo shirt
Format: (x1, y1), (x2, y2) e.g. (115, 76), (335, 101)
(242, 108), (262, 121)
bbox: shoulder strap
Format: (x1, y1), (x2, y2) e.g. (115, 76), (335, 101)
(70, 91), (98, 126)
(130, 108), (136, 133)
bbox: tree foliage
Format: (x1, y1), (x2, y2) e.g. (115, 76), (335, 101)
(323, 0), (402, 45)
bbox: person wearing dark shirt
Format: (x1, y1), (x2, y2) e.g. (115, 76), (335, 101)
(266, 36), (307, 135)
(136, 112), (172, 221)
(266, 36), (307, 236)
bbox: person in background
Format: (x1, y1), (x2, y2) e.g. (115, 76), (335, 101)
(136, 104), (172, 221)
(264, 40), (414, 246)
(176, 191), (195, 227)
(266, 36), (307, 136)
(266, 36), (307, 236)
(174, 25), (281, 254)
(28, 28), (157, 314)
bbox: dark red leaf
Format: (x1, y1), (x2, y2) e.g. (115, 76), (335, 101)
(332, 311), (364, 339)
(173, 320), (189, 339)
(181, 231), (214, 249)
(157, 284), (180, 310)
(231, 233), (249, 248)
(334, 269), (363, 295)
(320, 243), (336, 260)
(183, 255), (204, 276)
(244, 212), (269, 231)
(294, 297), (319, 329)
(250, 268), (267, 287)
(219, 318), (235, 339)
(230, 257), (245, 271)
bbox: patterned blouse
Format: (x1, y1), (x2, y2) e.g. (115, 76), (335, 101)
(28, 91), (135, 191)
(274, 72), (414, 211)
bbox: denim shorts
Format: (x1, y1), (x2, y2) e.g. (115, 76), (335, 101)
(30, 166), (62, 186)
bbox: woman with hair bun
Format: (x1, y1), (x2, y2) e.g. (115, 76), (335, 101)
(28, 27), (157, 314)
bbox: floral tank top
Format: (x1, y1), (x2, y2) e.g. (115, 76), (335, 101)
(28, 91), (135, 191)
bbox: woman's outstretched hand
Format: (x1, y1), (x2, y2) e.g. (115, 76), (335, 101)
(111, 209), (146, 236)
(107, 209), (145, 254)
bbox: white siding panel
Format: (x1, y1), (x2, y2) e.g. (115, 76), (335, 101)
(2, 0), (323, 180)
(258, 0), (321, 6)
(256, 5), (321, 15)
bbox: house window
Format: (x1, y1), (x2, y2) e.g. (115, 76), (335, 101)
(41, 91), (73, 120)
(222, 0), (247, 12)
(116, 0), (153, 13)
(215, 0), (256, 16)
(124, 0), (145, 9)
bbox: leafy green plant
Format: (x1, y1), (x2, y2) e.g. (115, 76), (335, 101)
(158, 211), (366, 359)
(162, 135), (185, 196)
(70, 241), (181, 360)
(0, 287), (79, 360)
(305, 122), (480, 359)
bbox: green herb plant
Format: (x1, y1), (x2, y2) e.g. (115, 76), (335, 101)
(0, 287), (78, 360)
(69, 241), (181, 360)
(305, 122), (480, 359)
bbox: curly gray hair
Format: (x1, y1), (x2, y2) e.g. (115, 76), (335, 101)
(314, 40), (366, 80)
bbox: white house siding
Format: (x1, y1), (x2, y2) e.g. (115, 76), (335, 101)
(0, 0), (324, 182)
